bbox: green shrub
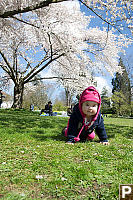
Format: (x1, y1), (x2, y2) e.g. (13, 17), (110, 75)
(53, 102), (67, 111)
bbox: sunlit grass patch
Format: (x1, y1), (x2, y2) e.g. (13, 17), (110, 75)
(0, 109), (132, 199)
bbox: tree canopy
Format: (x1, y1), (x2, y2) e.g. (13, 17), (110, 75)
(111, 57), (132, 116)
(0, 0), (132, 36)
(112, 57), (131, 104)
(0, 1), (132, 108)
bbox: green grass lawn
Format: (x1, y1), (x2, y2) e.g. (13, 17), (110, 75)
(0, 109), (132, 200)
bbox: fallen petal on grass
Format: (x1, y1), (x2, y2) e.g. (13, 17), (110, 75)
(35, 175), (43, 179)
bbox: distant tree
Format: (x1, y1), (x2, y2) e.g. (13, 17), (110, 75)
(124, 54), (133, 88)
(101, 87), (111, 114)
(111, 91), (131, 116)
(23, 82), (48, 110)
(131, 101), (133, 117)
(122, 54), (133, 103)
(64, 86), (75, 107)
(53, 98), (67, 111)
(59, 90), (67, 106)
(111, 58), (132, 116)
(112, 57), (131, 105)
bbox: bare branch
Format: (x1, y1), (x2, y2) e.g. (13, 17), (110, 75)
(29, 76), (78, 82)
(19, 52), (34, 74)
(0, 64), (9, 74)
(0, 49), (16, 82)
(24, 52), (65, 84)
(47, 33), (53, 60)
(23, 53), (52, 81)
(11, 16), (40, 28)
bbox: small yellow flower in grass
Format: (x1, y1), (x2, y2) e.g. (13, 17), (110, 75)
(36, 175), (43, 179)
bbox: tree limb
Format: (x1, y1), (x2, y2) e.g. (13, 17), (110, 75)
(0, 50), (16, 82)
(11, 16), (40, 28)
(24, 52), (65, 83)
(0, 0), (69, 18)
(79, 0), (122, 33)
(29, 76), (78, 82)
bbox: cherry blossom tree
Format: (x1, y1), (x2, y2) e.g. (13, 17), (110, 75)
(0, 0), (68, 18)
(0, 0), (132, 35)
(80, 0), (133, 35)
(0, 1), (132, 108)
(0, 2), (89, 108)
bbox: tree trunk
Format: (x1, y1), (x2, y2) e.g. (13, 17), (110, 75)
(12, 83), (24, 109)
(65, 88), (72, 107)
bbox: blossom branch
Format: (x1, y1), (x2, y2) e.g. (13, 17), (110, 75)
(0, 0), (69, 18)
(29, 76), (78, 82)
(79, 0), (122, 33)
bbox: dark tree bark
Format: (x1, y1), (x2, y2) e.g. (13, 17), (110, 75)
(12, 83), (24, 109)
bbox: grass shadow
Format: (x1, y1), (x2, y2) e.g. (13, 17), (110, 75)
(0, 110), (132, 142)
(105, 124), (133, 139)
(32, 132), (67, 142)
(0, 112), (68, 133)
(31, 123), (133, 142)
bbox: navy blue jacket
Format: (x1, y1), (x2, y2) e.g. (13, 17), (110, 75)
(67, 103), (108, 142)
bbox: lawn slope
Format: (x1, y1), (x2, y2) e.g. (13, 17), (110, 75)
(0, 109), (132, 199)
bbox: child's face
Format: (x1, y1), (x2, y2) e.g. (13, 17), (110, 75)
(82, 101), (98, 118)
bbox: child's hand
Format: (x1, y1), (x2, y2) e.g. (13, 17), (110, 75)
(100, 141), (109, 145)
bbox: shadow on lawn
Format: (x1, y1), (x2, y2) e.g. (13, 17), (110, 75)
(0, 111), (132, 141)
(0, 114), (66, 130)
(32, 131), (67, 142)
(104, 124), (133, 139)
(32, 123), (133, 142)
(0, 112), (68, 138)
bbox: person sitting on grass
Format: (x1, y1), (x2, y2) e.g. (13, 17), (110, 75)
(63, 86), (109, 145)
(40, 101), (53, 116)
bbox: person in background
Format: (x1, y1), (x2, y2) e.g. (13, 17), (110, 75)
(0, 90), (5, 108)
(63, 86), (109, 145)
(30, 104), (34, 111)
(40, 101), (53, 116)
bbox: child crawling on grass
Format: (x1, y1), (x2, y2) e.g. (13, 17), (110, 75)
(63, 86), (109, 145)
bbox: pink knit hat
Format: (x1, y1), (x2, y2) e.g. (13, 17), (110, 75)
(80, 87), (100, 104)
(79, 86), (101, 120)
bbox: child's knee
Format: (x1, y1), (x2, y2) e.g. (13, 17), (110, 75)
(87, 131), (95, 140)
